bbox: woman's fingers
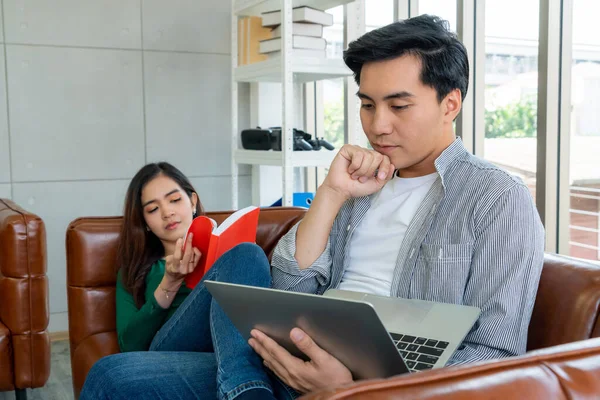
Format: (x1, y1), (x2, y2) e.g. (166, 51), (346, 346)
(173, 238), (183, 263)
(189, 248), (202, 274)
(165, 255), (175, 274)
(179, 233), (194, 269)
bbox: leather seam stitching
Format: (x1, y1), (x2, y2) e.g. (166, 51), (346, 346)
(25, 211), (35, 387)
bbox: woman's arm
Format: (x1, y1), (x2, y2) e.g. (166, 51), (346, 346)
(116, 271), (170, 352)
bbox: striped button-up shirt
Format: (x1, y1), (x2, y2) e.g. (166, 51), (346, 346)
(271, 138), (545, 365)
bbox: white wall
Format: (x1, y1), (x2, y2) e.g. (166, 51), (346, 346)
(0, 0), (252, 332)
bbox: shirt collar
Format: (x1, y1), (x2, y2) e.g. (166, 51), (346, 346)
(433, 137), (469, 185)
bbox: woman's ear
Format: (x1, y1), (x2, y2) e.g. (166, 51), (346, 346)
(191, 192), (199, 211)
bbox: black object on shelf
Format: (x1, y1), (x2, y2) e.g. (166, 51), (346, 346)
(240, 127), (335, 151)
(240, 127), (280, 150)
(308, 138), (335, 150)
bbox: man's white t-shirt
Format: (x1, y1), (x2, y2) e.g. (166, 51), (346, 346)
(338, 172), (439, 296)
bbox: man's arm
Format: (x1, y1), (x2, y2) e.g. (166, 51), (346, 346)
(271, 145), (395, 292)
(295, 145), (395, 268)
(294, 186), (347, 269)
(449, 183), (545, 365)
(271, 187), (348, 293)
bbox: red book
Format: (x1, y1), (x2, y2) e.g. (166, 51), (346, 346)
(183, 206), (260, 289)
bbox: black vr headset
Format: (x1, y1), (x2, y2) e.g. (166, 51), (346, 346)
(241, 127), (334, 151)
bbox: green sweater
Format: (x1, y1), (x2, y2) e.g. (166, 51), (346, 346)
(116, 259), (192, 352)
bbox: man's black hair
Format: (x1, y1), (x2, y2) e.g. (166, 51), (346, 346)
(343, 15), (469, 103)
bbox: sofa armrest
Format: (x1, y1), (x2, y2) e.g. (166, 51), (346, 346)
(66, 217), (120, 350)
(0, 198), (50, 389)
(71, 331), (120, 399)
(301, 338), (600, 400)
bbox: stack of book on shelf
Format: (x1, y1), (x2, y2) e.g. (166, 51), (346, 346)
(237, 6), (333, 66)
(260, 6), (333, 59)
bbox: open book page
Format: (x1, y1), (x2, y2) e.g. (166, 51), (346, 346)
(213, 206), (259, 236)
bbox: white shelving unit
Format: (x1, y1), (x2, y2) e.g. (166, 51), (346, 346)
(234, 56), (351, 83)
(234, 148), (337, 167)
(235, 0), (354, 17)
(231, 0), (354, 208)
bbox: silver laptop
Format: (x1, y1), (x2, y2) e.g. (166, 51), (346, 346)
(205, 281), (480, 380)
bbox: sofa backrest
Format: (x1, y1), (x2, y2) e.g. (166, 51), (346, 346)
(528, 253), (600, 351)
(65, 206), (600, 357)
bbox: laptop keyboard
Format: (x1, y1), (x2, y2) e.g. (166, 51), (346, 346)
(390, 333), (449, 373)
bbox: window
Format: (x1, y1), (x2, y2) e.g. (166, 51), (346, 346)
(366, 0), (394, 31)
(315, 1), (395, 188)
(483, 0), (539, 201)
(565, 0), (600, 261)
(418, 0), (457, 31)
(322, 6), (345, 150)
(307, 6), (346, 188)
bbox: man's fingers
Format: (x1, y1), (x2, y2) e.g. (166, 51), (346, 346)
(387, 164), (396, 180)
(262, 359), (289, 385)
(249, 333), (310, 393)
(352, 152), (376, 179)
(363, 153), (385, 181)
(248, 333), (295, 384)
(376, 156), (394, 182)
(251, 330), (296, 361)
(347, 149), (364, 176)
(290, 328), (328, 366)
(253, 340), (291, 382)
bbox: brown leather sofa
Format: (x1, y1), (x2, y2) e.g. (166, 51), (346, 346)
(304, 253), (600, 399)
(0, 199), (51, 400)
(66, 207), (306, 399)
(66, 207), (600, 399)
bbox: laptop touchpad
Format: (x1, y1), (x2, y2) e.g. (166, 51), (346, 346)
(363, 295), (432, 327)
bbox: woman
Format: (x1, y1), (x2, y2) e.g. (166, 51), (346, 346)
(80, 162), (295, 400)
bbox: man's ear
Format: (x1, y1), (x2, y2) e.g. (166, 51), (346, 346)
(443, 88), (462, 122)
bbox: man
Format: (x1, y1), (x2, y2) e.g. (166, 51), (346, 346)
(248, 14), (545, 395)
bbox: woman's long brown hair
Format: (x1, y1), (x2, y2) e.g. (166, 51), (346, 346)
(118, 162), (204, 308)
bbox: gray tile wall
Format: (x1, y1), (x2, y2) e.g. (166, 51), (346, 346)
(0, 0), (251, 332)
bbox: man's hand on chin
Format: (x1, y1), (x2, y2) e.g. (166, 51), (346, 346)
(248, 327), (354, 394)
(322, 144), (396, 200)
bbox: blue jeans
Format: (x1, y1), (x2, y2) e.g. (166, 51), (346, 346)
(80, 243), (299, 400)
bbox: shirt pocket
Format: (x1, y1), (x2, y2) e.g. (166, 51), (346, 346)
(409, 243), (473, 303)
